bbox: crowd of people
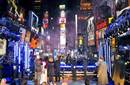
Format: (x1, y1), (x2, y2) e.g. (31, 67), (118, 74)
(0, 54), (127, 85)
(34, 55), (112, 85)
(34, 56), (61, 85)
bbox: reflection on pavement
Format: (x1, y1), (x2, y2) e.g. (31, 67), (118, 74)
(52, 80), (97, 85)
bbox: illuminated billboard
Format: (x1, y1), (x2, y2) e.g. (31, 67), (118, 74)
(87, 17), (95, 46)
(0, 39), (6, 56)
(59, 17), (66, 24)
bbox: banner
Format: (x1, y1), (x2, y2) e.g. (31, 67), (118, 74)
(87, 17), (95, 46)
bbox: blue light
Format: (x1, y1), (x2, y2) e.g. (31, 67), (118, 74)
(76, 65), (83, 68)
(5, 77), (12, 82)
(60, 65), (71, 68)
(25, 43), (28, 70)
(60, 65), (96, 68)
(87, 65), (96, 68)
(18, 44), (21, 72)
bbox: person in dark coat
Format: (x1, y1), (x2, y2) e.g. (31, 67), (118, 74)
(48, 56), (54, 83)
(66, 54), (71, 65)
(112, 55), (125, 85)
(71, 57), (77, 81)
(97, 56), (108, 85)
(55, 56), (61, 82)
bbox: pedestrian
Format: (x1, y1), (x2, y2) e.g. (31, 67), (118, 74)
(72, 57), (77, 81)
(112, 55), (125, 85)
(48, 56), (54, 84)
(83, 58), (87, 79)
(66, 54), (71, 64)
(0, 78), (6, 85)
(40, 60), (47, 85)
(97, 56), (108, 85)
(35, 57), (42, 85)
(55, 56), (61, 82)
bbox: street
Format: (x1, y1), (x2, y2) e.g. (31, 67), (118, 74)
(54, 80), (96, 85)
(0, 0), (130, 85)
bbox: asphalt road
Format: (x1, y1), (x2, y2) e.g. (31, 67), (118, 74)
(52, 80), (97, 85)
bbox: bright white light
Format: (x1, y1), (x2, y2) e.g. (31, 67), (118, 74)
(119, 32), (126, 37)
(60, 35), (66, 45)
(71, 50), (74, 57)
(94, 54), (97, 58)
(60, 11), (65, 17)
(60, 61), (66, 65)
(128, 28), (130, 31)
(36, 55), (40, 59)
(116, 6), (130, 17)
(51, 17), (53, 20)
(41, 27), (44, 35)
(42, 61), (46, 67)
(13, 66), (16, 70)
(59, 5), (65, 9)
(124, 46), (128, 50)
(27, 68), (30, 72)
(115, 0), (118, 4)
(47, 35), (50, 40)
(24, 43), (28, 70)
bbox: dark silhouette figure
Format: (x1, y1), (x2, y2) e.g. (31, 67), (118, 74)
(55, 56), (61, 82)
(72, 57), (76, 81)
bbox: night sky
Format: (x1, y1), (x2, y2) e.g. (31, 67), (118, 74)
(41, 0), (80, 18)
(17, 0), (79, 18)
(0, 0), (33, 17)
(18, 0), (33, 10)
(0, 0), (80, 22)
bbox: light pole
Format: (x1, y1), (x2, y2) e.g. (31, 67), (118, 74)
(75, 14), (78, 51)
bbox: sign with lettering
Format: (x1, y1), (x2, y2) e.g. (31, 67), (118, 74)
(96, 21), (107, 30)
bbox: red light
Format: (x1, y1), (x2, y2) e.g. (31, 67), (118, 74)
(43, 24), (48, 29)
